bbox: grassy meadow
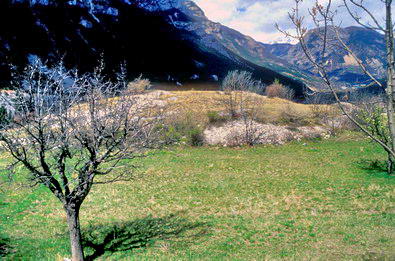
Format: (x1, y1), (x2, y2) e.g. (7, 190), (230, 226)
(0, 134), (394, 260)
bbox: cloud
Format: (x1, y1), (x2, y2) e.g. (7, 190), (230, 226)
(192, 0), (387, 43)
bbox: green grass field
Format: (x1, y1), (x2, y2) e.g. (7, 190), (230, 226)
(0, 136), (394, 260)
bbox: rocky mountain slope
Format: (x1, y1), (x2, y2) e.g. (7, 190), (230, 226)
(169, 1), (315, 84)
(266, 26), (386, 88)
(0, 0), (305, 95)
(0, 0), (385, 93)
(160, 1), (386, 89)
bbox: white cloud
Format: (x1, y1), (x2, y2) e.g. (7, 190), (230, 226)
(192, 0), (387, 43)
(193, 0), (238, 22)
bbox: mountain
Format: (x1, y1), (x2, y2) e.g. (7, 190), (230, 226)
(266, 26), (386, 89)
(0, 0), (305, 95)
(168, 1), (386, 89)
(1, 0), (384, 94)
(169, 1), (315, 84)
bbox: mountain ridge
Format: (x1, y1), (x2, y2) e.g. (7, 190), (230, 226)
(172, 1), (385, 89)
(0, 0), (306, 95)
(0, 0), (385, 93)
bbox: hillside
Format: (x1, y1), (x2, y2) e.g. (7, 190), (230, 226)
(0, 0), (387, 93)
(169, 1), (317, 86)
(268, 26), (386, 87)
(175, 1), (386, 88)
(0, 0), (305, 95)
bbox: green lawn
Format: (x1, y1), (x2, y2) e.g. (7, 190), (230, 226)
(0, 137), (394, 260)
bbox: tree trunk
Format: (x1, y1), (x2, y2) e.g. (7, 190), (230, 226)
(387, 154), (394, 174)
(385, 0), (395, 174)
(66, 206), (84, 261)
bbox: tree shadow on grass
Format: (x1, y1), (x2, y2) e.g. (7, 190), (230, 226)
(356, 159), (395, 178)
(0, 233), (11, 257)
(82, 213), (208, 260)
(357, 159), (387, 173)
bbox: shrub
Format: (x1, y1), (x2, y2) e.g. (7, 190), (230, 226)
(221, 70), (264, 118)
(310, 104), (344, 133)
(305, 94), (352, 134)
(207, 111), (228, 125)
(188, 127), (204, 146)
(221, 70), (264, 94)
(156, 124), (183, 145)
(127, 75), (151, 92)
(160, 112), (205, 146)
(357, 105), (389, 141)
(265, 79), (294, 100)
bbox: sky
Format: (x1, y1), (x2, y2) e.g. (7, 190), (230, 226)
(192, 0), (387, 44)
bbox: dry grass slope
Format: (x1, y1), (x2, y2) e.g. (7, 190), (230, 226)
(161, 90), (320, 124)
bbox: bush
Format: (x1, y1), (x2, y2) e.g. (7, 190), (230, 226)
(207, 111), (228, 125)
(357, 105), (389, 141)
(221, 70), (264, 118)
(155, 124), (182, 145)
(188, 128), (204, 146)
(221, 70), (264, 94)
(265, 79), (294, 100)
(127, 75), (151, 92)
(160, 113), (205, 146)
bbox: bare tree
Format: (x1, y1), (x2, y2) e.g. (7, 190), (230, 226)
(278, 0), (395, 174)
(235, 94), (266, 146)
(220, 70), (264, 118)
(0, 60), (161, 260)
(220, 70), (266, 145)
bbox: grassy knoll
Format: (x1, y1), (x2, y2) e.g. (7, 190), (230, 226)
(162, 91), (316, 125)
(0, 136), (394, 260)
